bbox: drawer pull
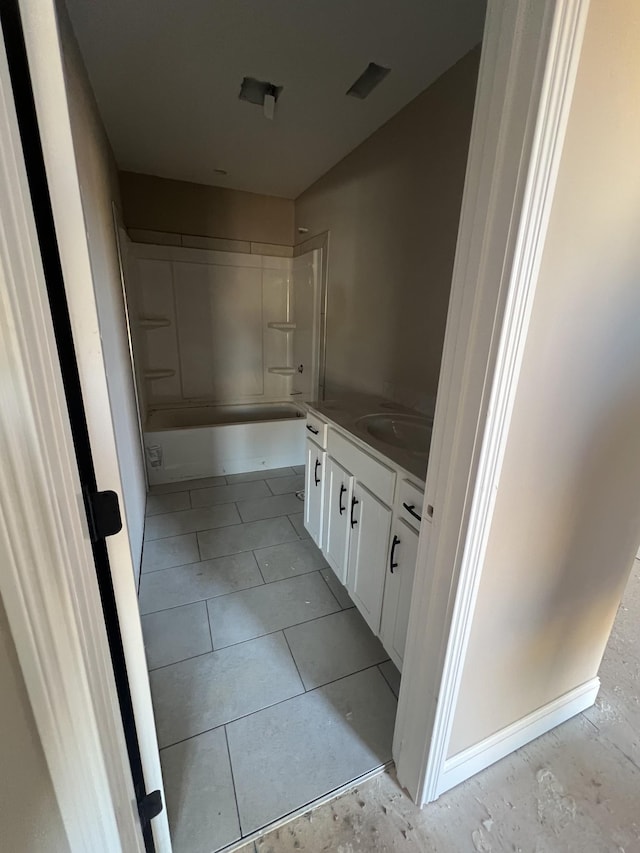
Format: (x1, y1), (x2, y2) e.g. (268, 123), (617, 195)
(390, 534), (400, 573)
(350, 495), (359, 528)
(339, 484), (346, 515)
(402, 502), (422, 522)
(306, 424), (319, 435)
(314, 458), (321, 486)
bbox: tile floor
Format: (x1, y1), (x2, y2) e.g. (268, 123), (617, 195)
(139, 466), (399, 853)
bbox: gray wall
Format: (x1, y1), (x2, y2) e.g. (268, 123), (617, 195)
(450, 0), (640, 755)
(295, 49), (480, 409)
(120, 171), (295, 247)
(59, 1), (146, 577)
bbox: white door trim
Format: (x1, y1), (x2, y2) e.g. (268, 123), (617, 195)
(0, 25), (144, 851)
(394, 0), (590, 804)
(16, 2), (171, 849)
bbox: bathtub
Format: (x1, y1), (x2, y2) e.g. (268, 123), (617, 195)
(144, 402), (306, 485)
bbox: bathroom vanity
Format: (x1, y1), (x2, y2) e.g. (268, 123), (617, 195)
(303, 397), (432, 672)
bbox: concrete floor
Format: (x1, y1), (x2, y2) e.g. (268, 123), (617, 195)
(237, 558), (640, 853)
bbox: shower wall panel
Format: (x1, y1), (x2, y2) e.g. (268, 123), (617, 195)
(130, 244), (297, 410)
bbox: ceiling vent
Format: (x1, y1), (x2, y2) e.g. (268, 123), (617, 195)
(346, 63), (390, 99)
(239, 77), (283, 119)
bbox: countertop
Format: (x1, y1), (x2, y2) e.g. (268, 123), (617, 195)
(304, 393), (431, 483)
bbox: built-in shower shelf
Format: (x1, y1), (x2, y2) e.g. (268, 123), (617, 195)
(268, 366), (297, 376)
(144, 369), (176, 380)
(267, 321), (297, 331)
(139, 317), (171, 329)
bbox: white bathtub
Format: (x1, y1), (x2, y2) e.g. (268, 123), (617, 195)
(144, 402), (306, 484)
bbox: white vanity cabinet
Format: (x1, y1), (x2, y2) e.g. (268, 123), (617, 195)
(304, 437), (326, 548)
(303, 407), (426, 661)
(347, 482), (392, 634)
(322, 456), (353, 584)
(380, 479), (428, 670)
(324, 429), (395, 634)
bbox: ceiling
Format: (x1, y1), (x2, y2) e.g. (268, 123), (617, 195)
(65, 0), (486, 199)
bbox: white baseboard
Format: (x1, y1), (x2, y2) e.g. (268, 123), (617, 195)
(437, 676), (600, 796)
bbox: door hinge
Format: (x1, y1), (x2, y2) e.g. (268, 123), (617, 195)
(138, 789), (163, 824)
(85, 489), (122, 542)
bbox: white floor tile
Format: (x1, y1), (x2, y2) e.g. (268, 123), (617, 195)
(142, 533), (200, 573)
(198, 517), (298, 560)
(320, 567), (353, 609)
(266, 474), (305, 495)
(190, 480), (270, 508)
(145, 491), (190, 517)
(207, 572), (341, 649)
(141, 601), (212, 670)
(285, 609), (387, 689)
(150, 633), (304, 747)
(237, 493), (305, 523)
(144, 503), (240, 541)
(138, 553), (263, 615)
(291, 465), (306, 475)
(226, 667), (396, 835)
(161, 727), (240, 853)
(254, 539), (327, 583)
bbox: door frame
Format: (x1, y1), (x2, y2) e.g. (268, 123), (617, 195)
(394, 0), (590, 803)
(10, 0), (171, 850)
(0, 0), (592, 846)
(0, 20), (145, 850)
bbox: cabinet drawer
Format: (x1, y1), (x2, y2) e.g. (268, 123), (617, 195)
(328, 429), (395, 506)
(398, 479), (425, 530)
(305, 411), (327, 448)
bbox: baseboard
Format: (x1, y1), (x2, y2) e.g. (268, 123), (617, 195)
(437, 676), (600, 796)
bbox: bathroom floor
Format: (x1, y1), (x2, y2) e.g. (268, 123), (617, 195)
(139, 465), (400, 853)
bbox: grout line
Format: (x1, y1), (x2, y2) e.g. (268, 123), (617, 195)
(377, 662), (400, 699)
(223, 725), (243, 837)
(144, 515), (244, 543)
(205, 598), (215, 653)
(142, 532), (310, 575)
(139, 577), (266, 617)
(148, 646), (213, 673)
(206, 577), (344, 654)
(138, 564), (333, 615)
(281, 628), (308, 693)
(252, 549), (267, 585)
(316, 569), (343, 611)
(157, 661), (392, 751)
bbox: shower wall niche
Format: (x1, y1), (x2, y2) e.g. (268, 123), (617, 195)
(127, 242), (321, 416)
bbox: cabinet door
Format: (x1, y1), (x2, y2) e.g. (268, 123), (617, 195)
(346, 483), (392, 634)
(380, 519), (421, 669)
(323, 456), (353, 584)
(304, 439), (325, 548)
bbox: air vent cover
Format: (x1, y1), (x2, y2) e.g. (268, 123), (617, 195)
(346, 63), (390, 99)
(239, 77), (283, 106)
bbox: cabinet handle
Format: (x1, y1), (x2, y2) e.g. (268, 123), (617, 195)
(402, 502), (422, 522)
(350, 495), (359, 528)
(390, 534), (400, 573)
(338, 484), (346, 515)
(314, 458), (321, 486)
(306, 424), (319, 435)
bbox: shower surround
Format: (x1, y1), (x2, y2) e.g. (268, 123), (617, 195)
(124, 241), (322, 482)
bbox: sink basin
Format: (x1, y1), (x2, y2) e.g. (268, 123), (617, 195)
(355, 413), (432, 455)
